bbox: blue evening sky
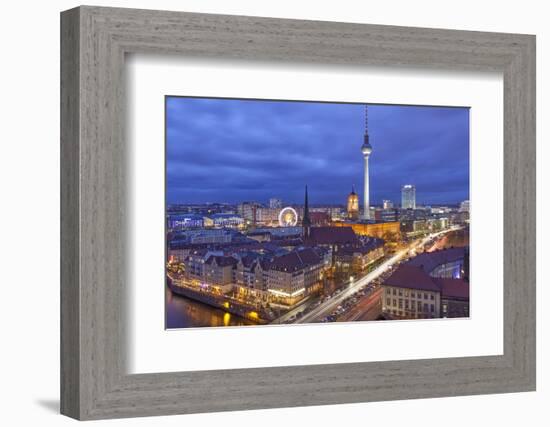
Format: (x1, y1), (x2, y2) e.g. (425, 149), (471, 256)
(166, 97), (469, 206)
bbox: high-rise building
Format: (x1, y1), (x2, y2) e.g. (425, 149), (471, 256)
(401, 185), (416, 209)
(361, 105), (372, 220)
(237, 202), (261, 225)
(383, 199), (393, 209)
(255, 207), (280, 226)
(347, 185), (359, 220)
(269, 198), (282, 209)
(459, 200), (470, 212)
(380, 208), (399, 222)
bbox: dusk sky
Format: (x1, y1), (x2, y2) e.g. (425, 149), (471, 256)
(166, 97), (469, 206)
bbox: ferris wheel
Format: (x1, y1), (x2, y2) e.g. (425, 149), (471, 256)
(278, 207), (298, 227)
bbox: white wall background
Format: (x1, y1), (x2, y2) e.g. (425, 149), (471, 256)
(0, 0), (546, 425)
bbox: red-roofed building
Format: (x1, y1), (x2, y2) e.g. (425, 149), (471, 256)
(204, 255), (238, 287)
(382, 248), (470, 319)
(436, 278), (470, 318)
(382, 265), (442, 318)
(334, 239), (385, 274)
(304, 226), (361, 267)
(267, 248), (325, 305)
(305, 226), (386, 274)
(309, 211), (330, 226)
(306, 226), (359, 246)
(234, 254), (272, 301)
(407, 247), (467, 279)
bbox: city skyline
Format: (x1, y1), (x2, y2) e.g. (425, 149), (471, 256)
(166, 97), (470, 206)
(165, 96), (470, 328)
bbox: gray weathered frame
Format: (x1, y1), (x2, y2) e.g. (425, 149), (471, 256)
(60, 5), (536, 420)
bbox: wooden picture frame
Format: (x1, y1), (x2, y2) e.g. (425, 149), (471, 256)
(60, 5), (536, 420)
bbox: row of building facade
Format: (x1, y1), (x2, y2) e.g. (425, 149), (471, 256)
(381, 247), (470, 319)
(178, 226), (385, 306)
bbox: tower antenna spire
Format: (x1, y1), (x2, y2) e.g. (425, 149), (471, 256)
(365, 104), (369, 134)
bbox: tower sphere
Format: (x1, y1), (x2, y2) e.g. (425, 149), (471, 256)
(361, 143), (372, 156)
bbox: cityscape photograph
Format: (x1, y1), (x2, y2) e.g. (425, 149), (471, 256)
(165, 96), (470, 329)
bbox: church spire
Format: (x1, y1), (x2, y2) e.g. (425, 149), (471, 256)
(302, 185), (311, 238)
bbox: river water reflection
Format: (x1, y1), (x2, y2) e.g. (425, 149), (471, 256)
(166, 277), (346, 329)
(166, 287), (255, 328)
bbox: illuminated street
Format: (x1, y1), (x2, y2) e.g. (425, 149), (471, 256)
(338, 287), (383, 322)
(294, 226), (463, 324)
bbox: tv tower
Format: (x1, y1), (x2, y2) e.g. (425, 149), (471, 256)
(361, 105), (372, 220)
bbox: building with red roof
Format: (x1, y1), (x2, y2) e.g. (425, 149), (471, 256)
(267, 248), (324, 305)
(305, 226), (359, 246)
(407, 247), (467, 279)
(382, 247), (469, 319)
(436, 278), (470, 318)
(382, 265), (442, 318)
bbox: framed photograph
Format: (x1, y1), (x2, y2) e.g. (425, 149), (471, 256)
(61, 6), (536, 420)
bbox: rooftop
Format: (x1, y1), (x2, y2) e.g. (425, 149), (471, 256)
(436, 278), (469, 300)
(205, 255), (238, 267)
(384, 265), (441, 292)
(270, 248), (322, 273)
(309, 212), (330, 222)
(306, 226), (359, 245)
(338, 239), (384, 255)
(406, 247), (467, 274)
(168, 213), (204, 220)
(210, 213), (242, 219)
(384, 264), (469, 299)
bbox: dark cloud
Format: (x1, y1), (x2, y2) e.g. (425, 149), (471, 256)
(166, 97), (469, 206)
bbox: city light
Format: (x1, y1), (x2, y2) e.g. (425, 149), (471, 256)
(165, 98), (470, 329)
(268, 288), (306, 298)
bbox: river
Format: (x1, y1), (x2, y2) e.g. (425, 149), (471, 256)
(165, 286), (255, 329)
